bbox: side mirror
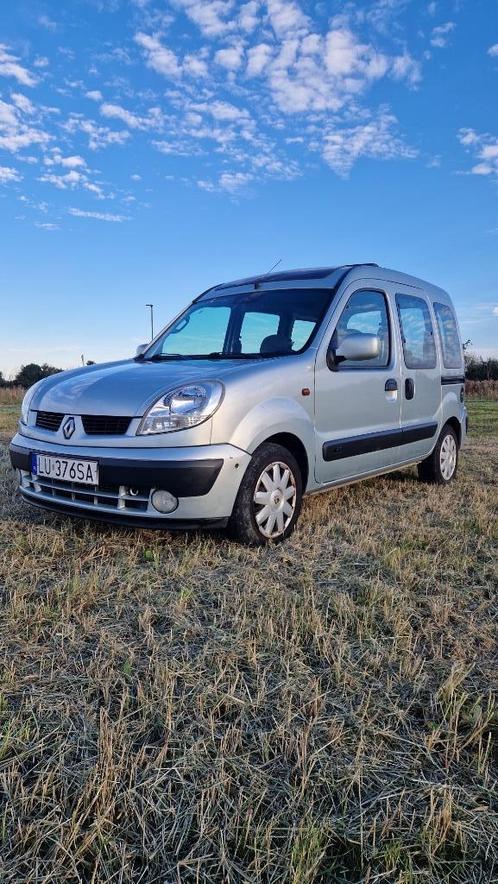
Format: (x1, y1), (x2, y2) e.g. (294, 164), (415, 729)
(135, 343), (148, 357)
(328, 333), (380, 369)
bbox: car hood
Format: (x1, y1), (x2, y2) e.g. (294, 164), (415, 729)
(31, 358), (258, 417)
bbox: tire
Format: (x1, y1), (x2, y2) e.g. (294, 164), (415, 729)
(228, 443), (303, 545)
(417, 423), (459, 485)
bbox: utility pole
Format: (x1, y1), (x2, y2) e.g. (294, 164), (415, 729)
(145, 304), (155, 341)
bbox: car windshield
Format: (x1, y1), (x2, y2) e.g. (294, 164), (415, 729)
(145, 288), (332, 360)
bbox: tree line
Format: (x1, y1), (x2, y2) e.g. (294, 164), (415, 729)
(464, 354), (498, 381)
(1, 355), (497, 389)
(0, 363), (63, 389)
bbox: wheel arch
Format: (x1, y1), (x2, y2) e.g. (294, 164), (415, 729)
(258, 432), (309, 490)
(444, 416), (462, 447)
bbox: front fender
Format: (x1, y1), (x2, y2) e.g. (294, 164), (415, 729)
(227, 396), (315, 457)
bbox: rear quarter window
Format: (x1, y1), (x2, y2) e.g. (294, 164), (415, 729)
(433, 302), (463, 369)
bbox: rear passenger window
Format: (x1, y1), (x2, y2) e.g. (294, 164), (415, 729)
(396, 294), (437, 369)
(433, 302), (463, 369)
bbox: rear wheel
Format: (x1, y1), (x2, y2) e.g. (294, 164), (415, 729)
(228, 443), (303, 545)
(418, 423), (459, 484)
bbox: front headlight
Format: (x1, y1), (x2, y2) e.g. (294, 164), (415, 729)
(20, 381), (41, 426)
(137, 381), (224, 435)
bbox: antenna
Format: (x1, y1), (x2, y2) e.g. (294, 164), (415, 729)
(265, 258), (282, 275)
(145, 303), (155, 340)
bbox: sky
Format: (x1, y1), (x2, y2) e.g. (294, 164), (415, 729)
(0, 0), (497, 376)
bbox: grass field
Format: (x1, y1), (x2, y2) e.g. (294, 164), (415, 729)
(0, 400), (496, 883)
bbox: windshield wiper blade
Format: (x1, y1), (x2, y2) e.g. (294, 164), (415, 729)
(147, 353), (187, 361)
(204, 352), (258, 359)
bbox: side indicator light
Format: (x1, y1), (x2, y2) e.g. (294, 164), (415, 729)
(301, 388), (311, 397)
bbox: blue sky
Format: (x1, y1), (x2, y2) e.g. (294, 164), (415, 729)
(0, 0), (497, 375)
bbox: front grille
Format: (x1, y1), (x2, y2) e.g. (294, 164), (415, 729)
(20, 472), (150, 513)
(36, 412), (64, 431)
(81, 415), (132, 435)
(35, 412), (132, 435)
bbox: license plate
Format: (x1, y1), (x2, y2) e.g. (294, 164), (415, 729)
(32, 454), (99, 486)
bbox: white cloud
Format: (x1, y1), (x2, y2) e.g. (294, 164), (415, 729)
(0, 165), (22, 183)
(246, 43), (273, 76)
(134, 32), (181, 77)
(134, 32), (209, 78)
(239, 0), (260, 32)
(100, 101), (163, 129)
(39, 170), (104, 198)
(488, 44), (498, 58)
(458, 128), (479, 147)
(492, 306), (498, 316)
(430, 21), (455, 49)
(195, 99), (250, 122)
(215, 45), (245, 70)
(319, 110), (416, 177)
(0, 44), (38, 87)
(35, 221), (60, 230)
(0, 97), (51, 153)
(458, 128), (498, 177)
(68, 207), (129, 222)
(391, 51), (421, 85)
(38, 14), (57, 31)
(183, 53), (209, 76)
(39, 169), (85, 189)
(10, 93), (36, 114)
(267, 0), (309, 37)
(172, 0), (235, 38)
(64, 115), (130, 150)
(199, 170), (254, 193)
(44, 150), (87, 169)
(86, 89), (103, 101)
(39, 149), (104, 197)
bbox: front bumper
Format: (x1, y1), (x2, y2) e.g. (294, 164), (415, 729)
(9, 433), (251, 528)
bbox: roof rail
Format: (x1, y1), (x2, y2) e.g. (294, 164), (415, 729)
(346, 263), (379, 268)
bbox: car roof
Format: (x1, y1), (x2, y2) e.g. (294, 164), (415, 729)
(200, 263), (451, 302)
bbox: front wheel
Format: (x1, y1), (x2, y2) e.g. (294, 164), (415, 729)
(228, 443), (303, 545)
(418, 423), (459, 485)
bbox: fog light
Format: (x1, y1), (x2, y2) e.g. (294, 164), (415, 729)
(151, 489), (178, 514)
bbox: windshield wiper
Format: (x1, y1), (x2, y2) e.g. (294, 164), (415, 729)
(142, 352), (260, 361)
(203, 352), (259, 360)
(146, 353), (188, 361)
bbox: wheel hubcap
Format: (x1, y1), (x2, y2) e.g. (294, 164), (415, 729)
(253, 461), (297, 539)
(440, 433), (457, 480)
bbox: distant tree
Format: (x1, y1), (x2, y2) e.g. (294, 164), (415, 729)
(86, 360), (96, 365)
(14, 362), (62, 388)
(464, 353), (498, 381)
(0, 371), (4, 387)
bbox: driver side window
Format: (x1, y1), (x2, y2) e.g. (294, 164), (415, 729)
(331, 290), (391, 368)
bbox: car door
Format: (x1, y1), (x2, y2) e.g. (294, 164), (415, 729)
(394, 285), (442, 463)
(314, 283), (402, 485)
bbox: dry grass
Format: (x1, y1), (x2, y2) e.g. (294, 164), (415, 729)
(0, 400), (497, 883)
(465, 380), (498, 400)
(0, 387), (24, 405)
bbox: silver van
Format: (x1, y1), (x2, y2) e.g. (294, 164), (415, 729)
(10, 264), (467, 545)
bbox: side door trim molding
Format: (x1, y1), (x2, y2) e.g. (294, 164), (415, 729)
(441, 375), (465, 385)
(323, 421), (438, 462)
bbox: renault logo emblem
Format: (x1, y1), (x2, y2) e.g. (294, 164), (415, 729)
(63, 417), (76, 439)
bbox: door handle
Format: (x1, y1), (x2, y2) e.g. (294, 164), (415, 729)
(405, 378), (415, 400)
(385, 379), (398, 392)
